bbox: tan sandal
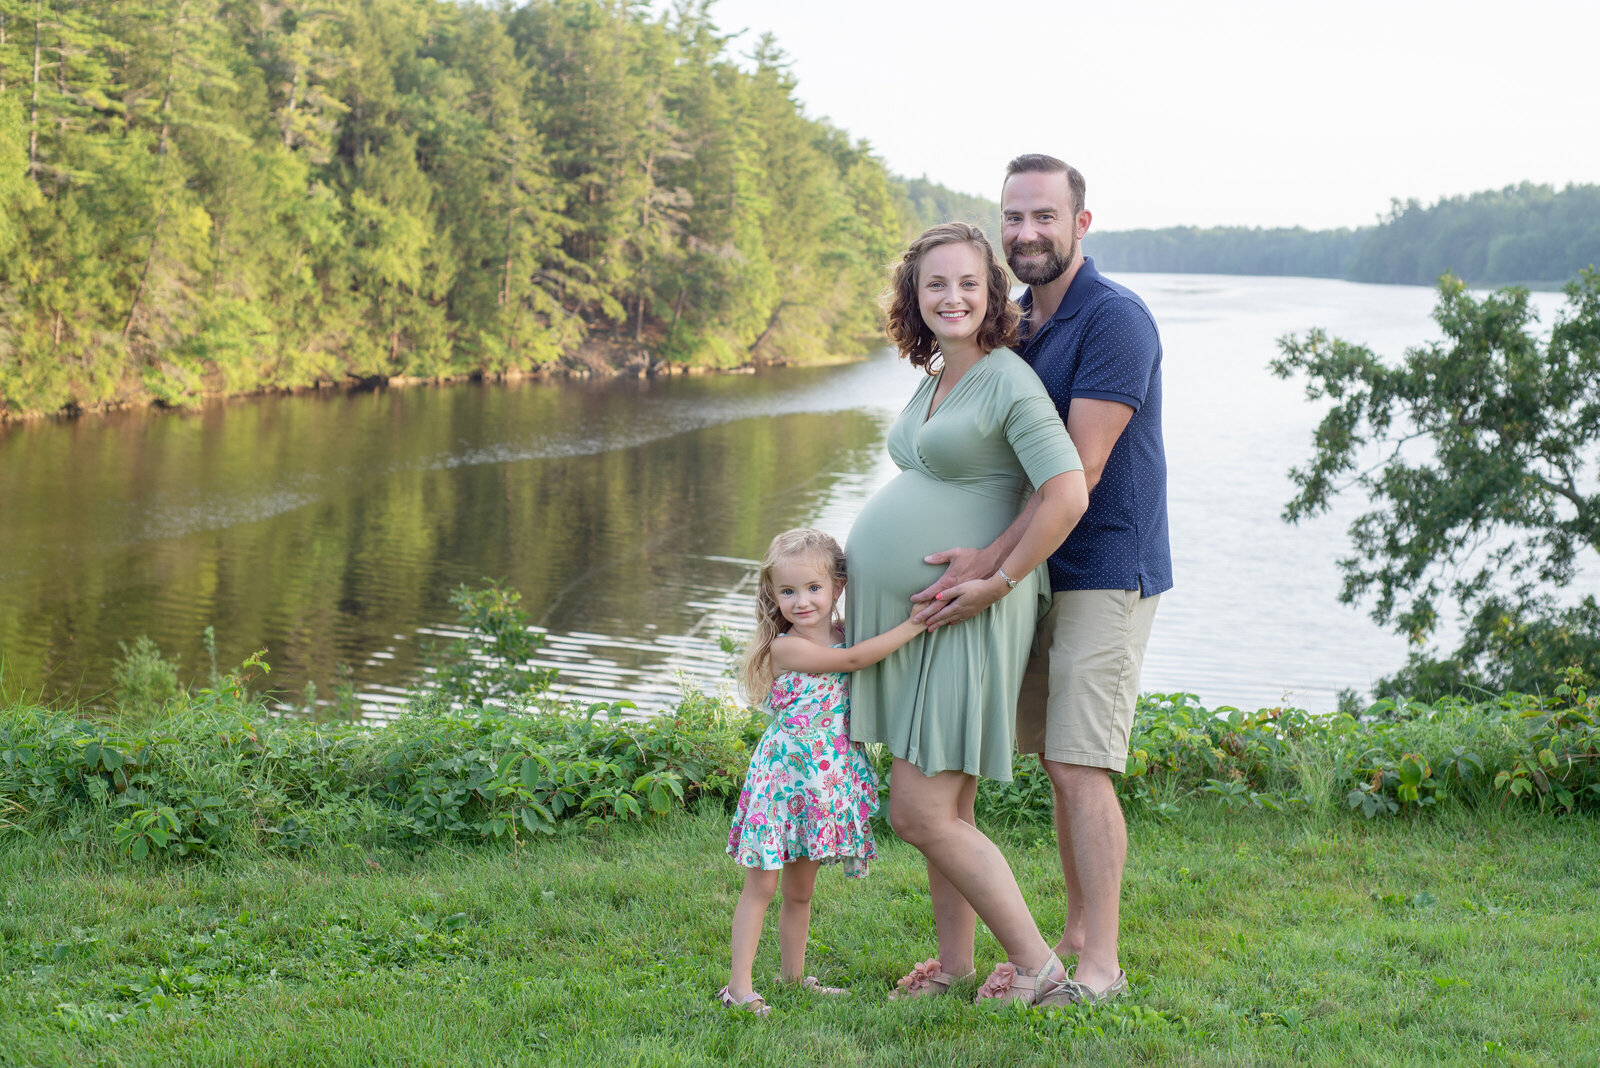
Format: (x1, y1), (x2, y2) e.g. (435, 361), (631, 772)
(889, 958), (976, 1000)
(974, 954), (1067, 1006)
(793, 975), (850, 996)
(717, 985), (771, 1016)
(1037, 966), (1129, 1007)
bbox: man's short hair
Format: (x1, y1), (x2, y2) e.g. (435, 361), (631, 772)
(1004, 154), (1087, 217)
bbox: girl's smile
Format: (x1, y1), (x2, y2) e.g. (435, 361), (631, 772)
(771, 558), (841, 634)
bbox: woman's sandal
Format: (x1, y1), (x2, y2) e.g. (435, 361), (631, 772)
(974, 953), (1069, 1006)
(889, 958), (977, 1000)
(716, 985), (771, 1016)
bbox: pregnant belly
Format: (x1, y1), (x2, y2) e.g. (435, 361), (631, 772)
(845, 470), (1024, 601)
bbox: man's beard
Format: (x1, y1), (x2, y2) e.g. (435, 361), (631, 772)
(1007, 234), (1076, 285)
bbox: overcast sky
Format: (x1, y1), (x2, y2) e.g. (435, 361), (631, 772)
(679, 0), (1599, 232)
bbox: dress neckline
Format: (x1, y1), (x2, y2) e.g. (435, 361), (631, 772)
(923, 354), (988, 424)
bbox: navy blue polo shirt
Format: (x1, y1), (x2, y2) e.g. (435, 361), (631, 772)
(1017, 257), (1171, 597)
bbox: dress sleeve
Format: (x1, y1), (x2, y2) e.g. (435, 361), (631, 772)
(1003, 372), (1082, 488)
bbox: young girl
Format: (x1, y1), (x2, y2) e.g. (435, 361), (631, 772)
(719, 528), (924, 1015)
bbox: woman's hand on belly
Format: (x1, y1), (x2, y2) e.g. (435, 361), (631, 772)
(910, 546), (991, 627)
(914, 568), (1009, 631)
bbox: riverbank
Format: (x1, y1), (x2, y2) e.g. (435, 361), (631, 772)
(0, 341), (868, 426)
(3, 806), (1595, 1066)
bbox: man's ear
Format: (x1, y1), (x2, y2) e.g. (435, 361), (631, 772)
(1077, 209), (1092, 239)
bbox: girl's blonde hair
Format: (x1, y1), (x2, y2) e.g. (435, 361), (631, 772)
(740, 528), (848, 705)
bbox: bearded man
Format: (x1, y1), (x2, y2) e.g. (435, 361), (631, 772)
(914, 152), (1170, 1004)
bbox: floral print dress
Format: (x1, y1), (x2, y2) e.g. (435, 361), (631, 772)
(726, 652), (879, 877)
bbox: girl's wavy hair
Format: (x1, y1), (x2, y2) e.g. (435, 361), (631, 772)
(884, 221), (1019, 374)
(740, 528), (848, 705)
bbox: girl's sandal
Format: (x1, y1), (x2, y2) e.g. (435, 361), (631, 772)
(717, 985), (771, 1017)
(974, 954), (1068, 1006)
(889, 958), (977, 1000)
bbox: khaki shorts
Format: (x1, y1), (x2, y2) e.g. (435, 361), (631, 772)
(1016, 589), (1159, 773)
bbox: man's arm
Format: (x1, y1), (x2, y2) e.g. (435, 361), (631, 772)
(912, 396), (1136, 629)
(1065, 398), (1134, 493)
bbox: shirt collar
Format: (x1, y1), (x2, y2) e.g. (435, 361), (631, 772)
(1054, 255), (1101, 321)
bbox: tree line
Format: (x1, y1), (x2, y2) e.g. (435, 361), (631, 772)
(1084, 183), (1600, 287)
(0, 0), (962, 420)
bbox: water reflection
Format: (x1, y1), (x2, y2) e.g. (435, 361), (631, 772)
(0, 364), (911, 711)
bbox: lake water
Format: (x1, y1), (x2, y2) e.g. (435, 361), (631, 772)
(0, 274), (1573, 714)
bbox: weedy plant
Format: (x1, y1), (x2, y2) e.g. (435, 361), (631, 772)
(0, 665), (755, 863)
(423, 580), (557, 707)
(110, 637), (183, 724)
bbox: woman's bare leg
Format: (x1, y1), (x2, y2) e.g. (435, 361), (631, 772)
(926, 774), (979, 974)
(888, 758), (1052, 973)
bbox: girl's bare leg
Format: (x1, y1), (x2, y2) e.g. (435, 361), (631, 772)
(777, 859), (822, 979)
(728, 867), (780, 998)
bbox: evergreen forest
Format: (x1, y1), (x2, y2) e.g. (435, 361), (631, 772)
(0, 0), (960, 420)
(5, 0), (1596, 421)
(1086, 183), (1600, 287)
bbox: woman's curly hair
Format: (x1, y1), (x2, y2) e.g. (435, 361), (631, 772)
(884, 221), (1019, 374)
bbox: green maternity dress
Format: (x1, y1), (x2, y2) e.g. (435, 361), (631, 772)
(847, 348), (1082, 781)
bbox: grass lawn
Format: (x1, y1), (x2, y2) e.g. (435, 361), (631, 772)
(2, 805), (1597, 1067)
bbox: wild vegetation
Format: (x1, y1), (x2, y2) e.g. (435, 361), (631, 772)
(0, 0), (970, 420)
(6, 677), (1598, 864)
(1085, 225), (1365, 280)
(3, 650), (1598, 1064)
(4, 595), (1595, 868)
(1274, 272), (1600, 696)
(1350, 183), (1600, 286)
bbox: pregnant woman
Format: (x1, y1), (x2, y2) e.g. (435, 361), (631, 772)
(848, 222), (1089, 1005)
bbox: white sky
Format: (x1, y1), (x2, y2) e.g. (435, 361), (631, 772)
(680, 0), (1600, 231)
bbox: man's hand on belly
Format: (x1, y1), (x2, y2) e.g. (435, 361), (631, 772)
(912, 546), (994, 629)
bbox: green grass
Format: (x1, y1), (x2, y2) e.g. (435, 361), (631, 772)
(3, 805), (1597, 1067)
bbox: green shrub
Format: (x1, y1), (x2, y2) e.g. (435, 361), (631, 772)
(422, 581), (557, 707)
(6, 582), (1597, 866)
(110, 637), (183, 722)
(0, 672), (758, 862)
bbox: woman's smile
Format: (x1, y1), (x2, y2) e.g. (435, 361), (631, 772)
(917, 242), (989, 357)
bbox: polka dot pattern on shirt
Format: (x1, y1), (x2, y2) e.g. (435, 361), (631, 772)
(1018, 258), (1172, 597)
